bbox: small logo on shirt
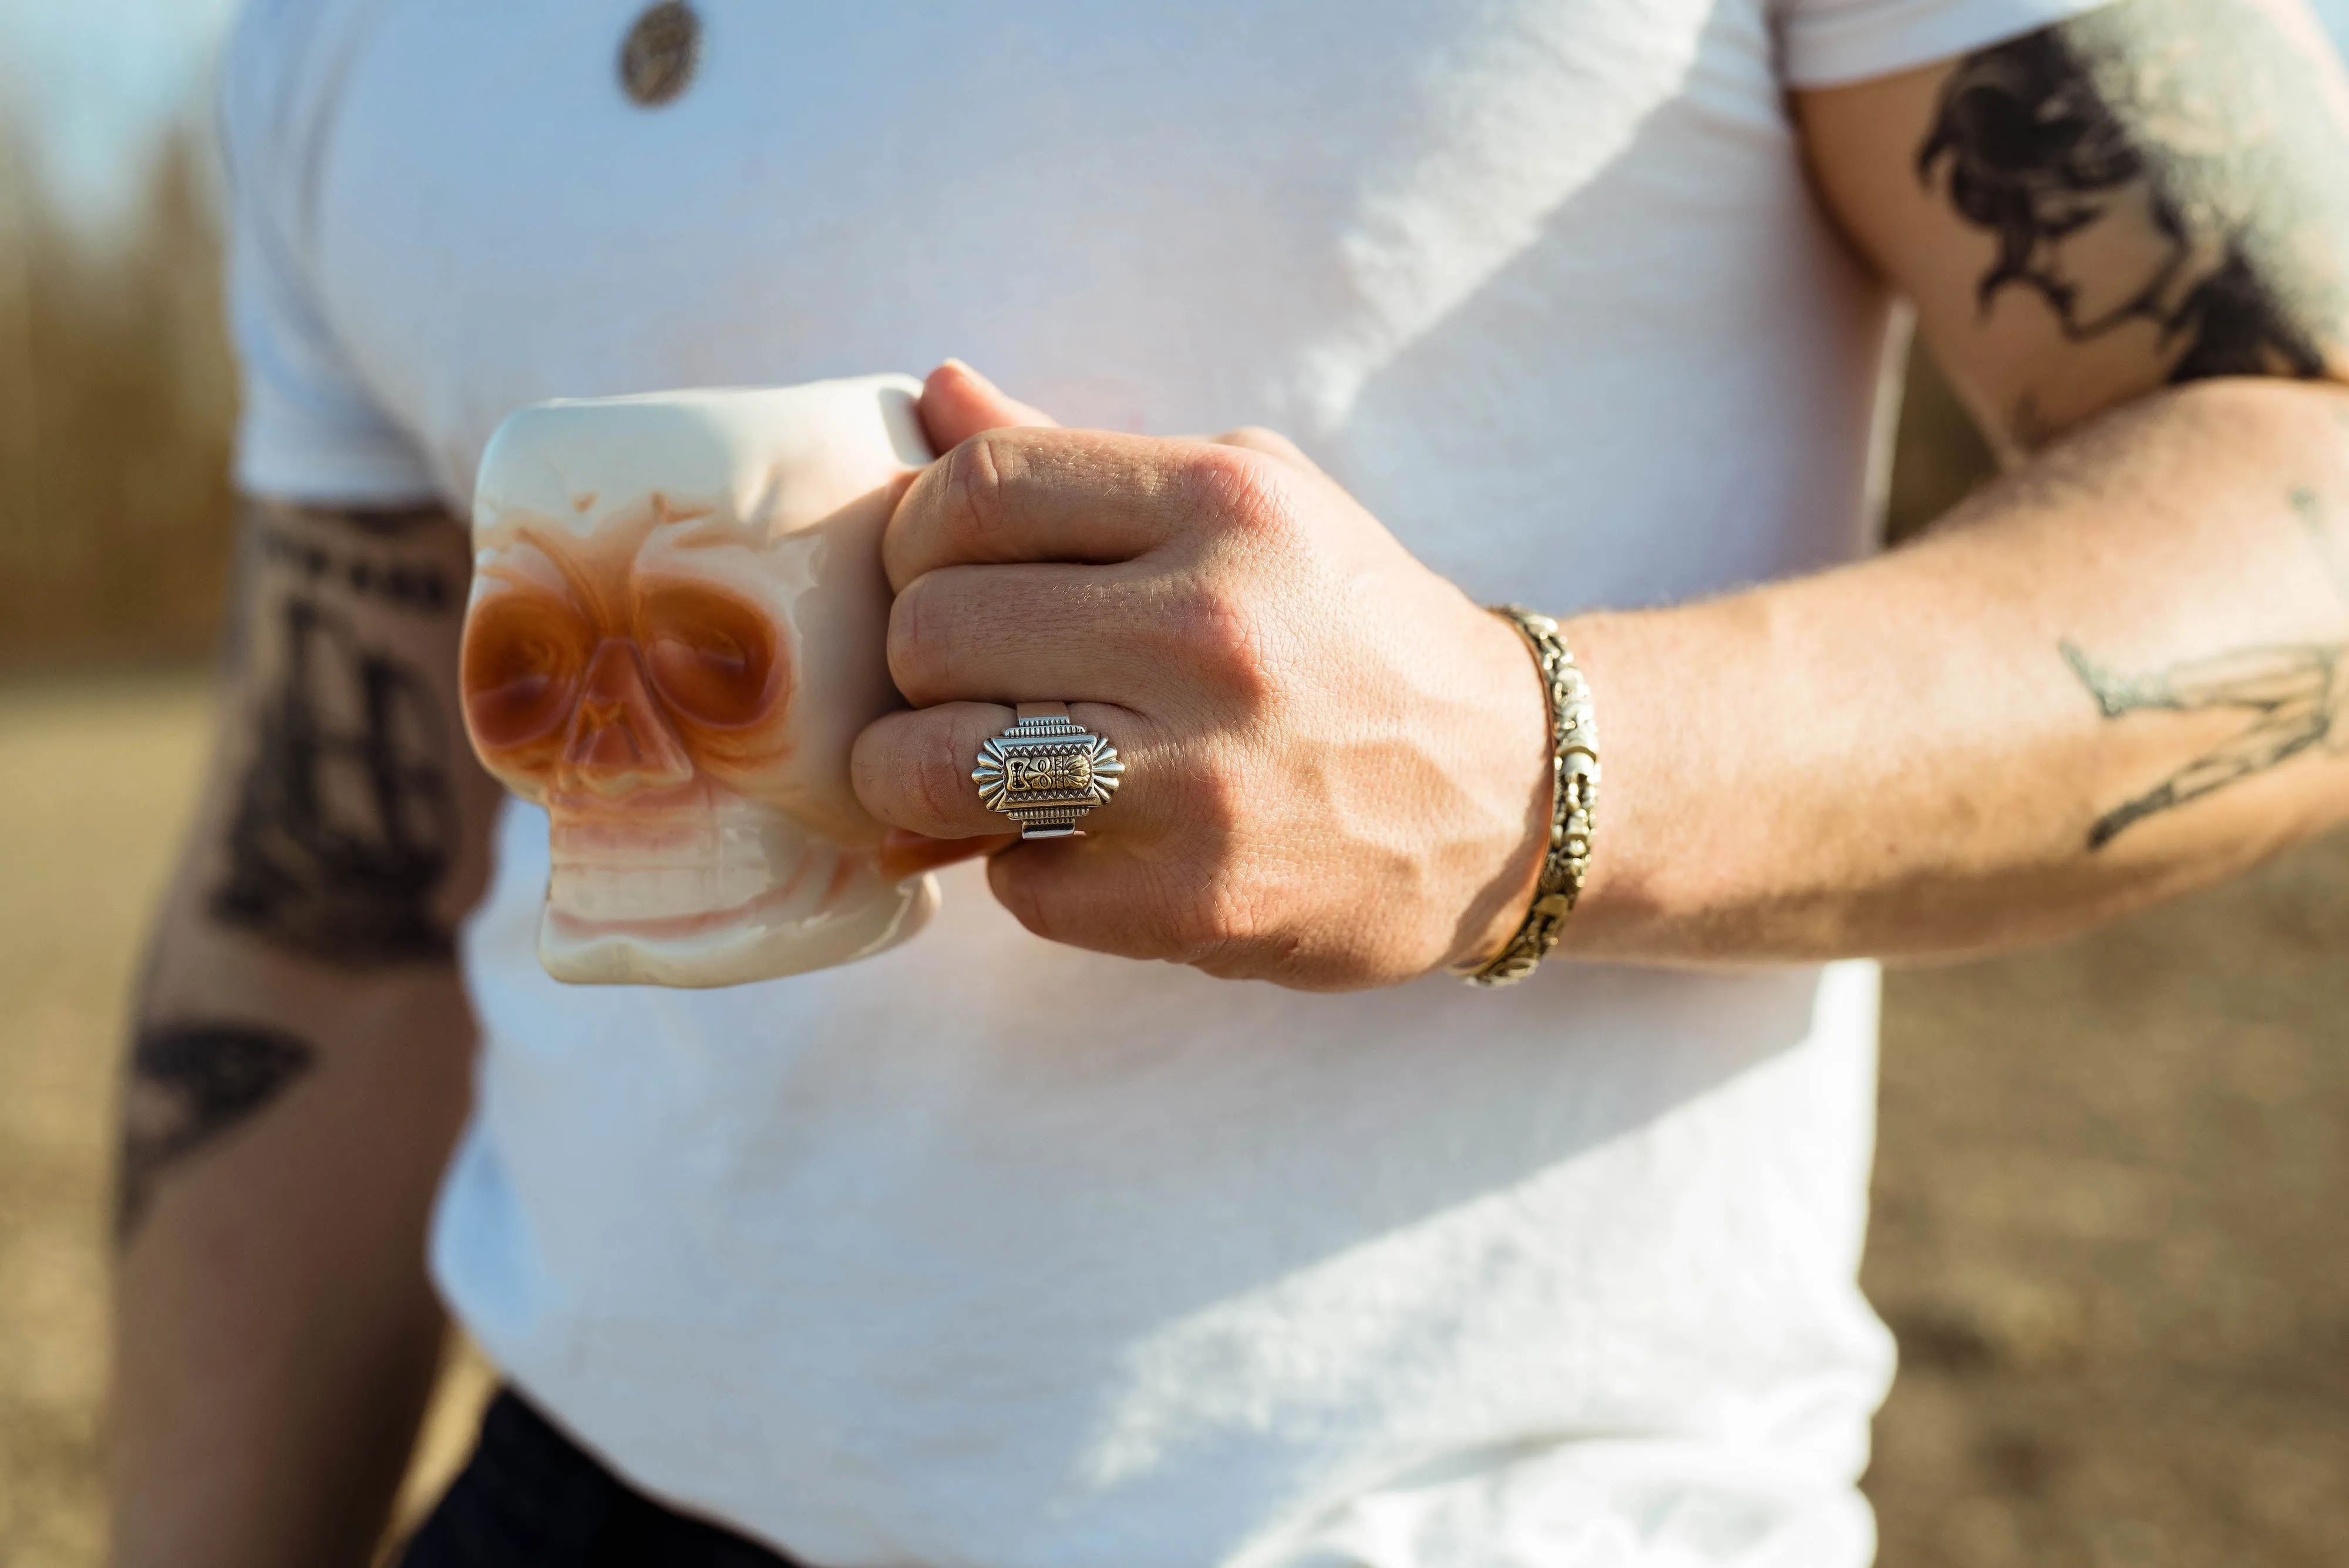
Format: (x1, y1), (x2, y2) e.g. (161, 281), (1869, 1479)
(621, 1), (701, 108)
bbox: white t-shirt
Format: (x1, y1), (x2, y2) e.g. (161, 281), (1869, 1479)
(222, 3), (2113, 1563)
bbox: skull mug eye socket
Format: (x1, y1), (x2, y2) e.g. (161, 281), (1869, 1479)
(463, 594), (593, 753)
(636, 583), (783, 731)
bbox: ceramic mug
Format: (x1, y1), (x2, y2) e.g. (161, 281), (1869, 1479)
(461, 376), (941, 986)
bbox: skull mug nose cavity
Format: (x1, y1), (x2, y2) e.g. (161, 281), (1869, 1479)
(559, 638), (695, 796)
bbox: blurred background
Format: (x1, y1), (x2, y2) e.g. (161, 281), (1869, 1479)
(2, 4), (2347, 1563)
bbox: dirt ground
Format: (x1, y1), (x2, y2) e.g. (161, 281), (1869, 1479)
(2, 671), (2343, 1564)
(1866, 840), (2349, 1564)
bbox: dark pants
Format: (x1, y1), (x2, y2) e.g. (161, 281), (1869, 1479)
(401, 1390), (803, 1567)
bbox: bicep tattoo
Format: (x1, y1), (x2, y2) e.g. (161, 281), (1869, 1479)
(208, 502), (471, 965)
(1920, 0), (2349, 388)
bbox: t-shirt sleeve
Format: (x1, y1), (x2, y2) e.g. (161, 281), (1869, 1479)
(219, 8), (438, 504)
(1775, 0), (2123, 88)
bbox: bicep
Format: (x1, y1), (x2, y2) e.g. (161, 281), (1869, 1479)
(1796, 0), (2349, 452)
(174, 494), (498, 966)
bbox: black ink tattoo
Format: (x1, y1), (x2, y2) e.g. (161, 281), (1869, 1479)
(211, 593), (459, 962)
(1920, 0), (2349, 386)
(2062, 636), (2344, 848)
(254, 517), (455, 614)
(118, 1022), (315, 1239)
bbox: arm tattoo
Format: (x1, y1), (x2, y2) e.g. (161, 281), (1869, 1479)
(118, 1022), (315, 1239)
(1920, 0), (2349, 386)
(209, 504), (465, 965)
(2064, 488), (2349, 849)
(2063, 637), (2342, 847)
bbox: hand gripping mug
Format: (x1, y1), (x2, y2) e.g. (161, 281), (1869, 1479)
(460, 376), (938, 987)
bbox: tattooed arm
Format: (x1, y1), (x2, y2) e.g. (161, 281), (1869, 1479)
(1806, 0), (2349, 443)
(111, 498), (500, 1567)
(1544, 0), (2349, 961)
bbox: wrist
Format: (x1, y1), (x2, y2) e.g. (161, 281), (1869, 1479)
(1441, 605), (1571, 974)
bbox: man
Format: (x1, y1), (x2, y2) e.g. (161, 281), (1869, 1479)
(115, 0), (2349, 1563)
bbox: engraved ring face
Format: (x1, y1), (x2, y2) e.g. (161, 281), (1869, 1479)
(972, 706), (1125, 839)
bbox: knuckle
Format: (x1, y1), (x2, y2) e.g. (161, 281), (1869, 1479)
(1214, 425), (1288, 458)
(887, 574), (954, 702)
(1163, 584), (1278, 703)
(1166, 863), (1271, 966)
(911, 724), (975, 832)
(1183, 443), (1293, 543)
(1211, 861), (1274, 948)
(847, 726), (891, 810)
(940, 433), (1011, 553)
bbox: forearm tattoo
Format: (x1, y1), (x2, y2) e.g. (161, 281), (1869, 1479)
(2062, 637), (2343, 847)
(118, 1022), (315, 1237)
(208, 504), (465, 964)
(1920, 0), (2349, 389)
(2064, 485), (2349, 849)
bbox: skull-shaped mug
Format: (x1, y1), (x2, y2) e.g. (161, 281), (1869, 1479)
(462, 377), (936, 987)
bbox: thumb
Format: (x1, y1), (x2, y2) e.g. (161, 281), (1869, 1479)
(918, 359), (1059, 451)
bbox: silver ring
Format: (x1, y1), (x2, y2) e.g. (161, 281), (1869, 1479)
(972, 702), (1125, 839)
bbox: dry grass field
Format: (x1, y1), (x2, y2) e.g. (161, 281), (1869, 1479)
(2, 669), (2343, 1566)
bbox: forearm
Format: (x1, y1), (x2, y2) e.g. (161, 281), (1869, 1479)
(113, 920), (473, 1568)
(1563, 377), (2349, 963)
